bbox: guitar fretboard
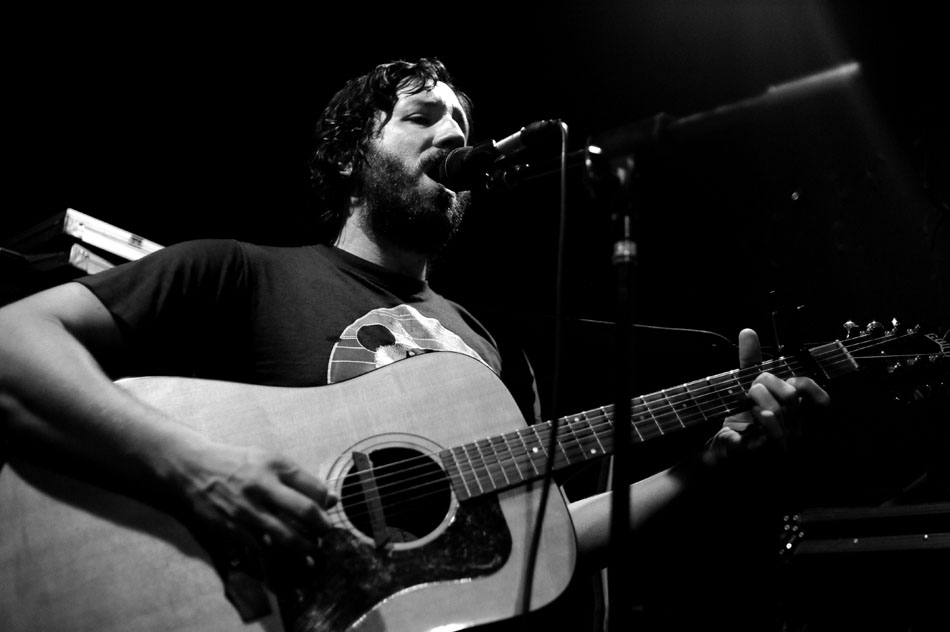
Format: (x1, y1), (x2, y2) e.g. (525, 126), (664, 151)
(443, 338), (856, 500)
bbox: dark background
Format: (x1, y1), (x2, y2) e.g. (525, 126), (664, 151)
(5, 1), (949, 628)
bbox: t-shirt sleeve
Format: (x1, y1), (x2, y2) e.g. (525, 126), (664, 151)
(75, 239), (250, 379)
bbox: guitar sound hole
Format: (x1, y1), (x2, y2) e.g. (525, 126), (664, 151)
(341, 447), (451, 543)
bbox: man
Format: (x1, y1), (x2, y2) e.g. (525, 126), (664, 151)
(0, 58), (828, 630)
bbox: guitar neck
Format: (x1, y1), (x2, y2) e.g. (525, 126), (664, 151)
(443, 337), (859, 501)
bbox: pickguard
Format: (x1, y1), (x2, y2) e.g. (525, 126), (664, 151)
(276, 496), (511, 632)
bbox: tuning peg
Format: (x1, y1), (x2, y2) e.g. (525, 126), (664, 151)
(843, 320), (859, 338)
(864, 321), (884, 336)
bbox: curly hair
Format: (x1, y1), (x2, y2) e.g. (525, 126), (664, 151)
(307, 58), (473, 242)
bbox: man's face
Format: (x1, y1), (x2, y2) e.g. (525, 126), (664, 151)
(355, 81), (473, 256)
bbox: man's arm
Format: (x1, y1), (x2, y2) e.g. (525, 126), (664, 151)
(568, 328), (830, 570)
(0, 282), (335, 554)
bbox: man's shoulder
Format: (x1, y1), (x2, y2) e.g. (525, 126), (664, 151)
(201, 240), (327, 270)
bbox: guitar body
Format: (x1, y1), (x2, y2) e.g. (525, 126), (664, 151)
(0, 352), (576, 632)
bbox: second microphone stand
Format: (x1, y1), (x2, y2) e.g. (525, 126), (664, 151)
(584, 113), (669, 632)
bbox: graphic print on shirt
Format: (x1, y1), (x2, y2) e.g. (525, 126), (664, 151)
(327, 304), (491, 384)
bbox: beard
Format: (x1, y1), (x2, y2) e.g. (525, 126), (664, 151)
(355, 146), (471, 257)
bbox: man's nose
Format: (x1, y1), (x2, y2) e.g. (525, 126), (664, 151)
(433, 118), (466, 150)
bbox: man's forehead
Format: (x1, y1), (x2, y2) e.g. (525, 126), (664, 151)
(397, 82), (469, 132)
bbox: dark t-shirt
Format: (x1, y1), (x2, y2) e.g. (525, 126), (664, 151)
(77, 239), (538, 419)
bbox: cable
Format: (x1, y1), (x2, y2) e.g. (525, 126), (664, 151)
(520, 120), (569, 615)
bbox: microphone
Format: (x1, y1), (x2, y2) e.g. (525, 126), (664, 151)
(428, 119), (563, 191)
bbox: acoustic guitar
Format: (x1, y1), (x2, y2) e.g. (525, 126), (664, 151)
(1, 322), (946, 631)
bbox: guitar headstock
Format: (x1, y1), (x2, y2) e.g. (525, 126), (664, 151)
(835, 318), (950, 404)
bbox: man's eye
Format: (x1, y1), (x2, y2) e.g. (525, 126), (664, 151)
(406, 114), (430, 124)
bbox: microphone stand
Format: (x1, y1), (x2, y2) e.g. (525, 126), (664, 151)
(584, 114), (668, 632)
(578, 61), (861, 631)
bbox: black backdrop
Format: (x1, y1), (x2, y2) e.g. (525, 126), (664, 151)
(6, 1), (949, 628)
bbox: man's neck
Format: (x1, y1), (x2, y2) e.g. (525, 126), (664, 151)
(334, 216), (429, 280)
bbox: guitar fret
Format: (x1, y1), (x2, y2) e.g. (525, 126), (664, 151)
(729, 370), (751, 403)
(441, 449), (462, 498)
(520, 426), (549, 474)
(460, 445), (485, 496)
(642, 392), (681, 433)
(661, 385), (693, 428)
(503, 433), (528, 482)
(632, 397), (664, 441)
(446, 447), (477, 500)
(482, 437), (511, 489)
(513, 428), (540, 478)
(572, 413), (604, 458)
(487, 435), (519, 486)
(775, 356), (802, 384)
(511, 431), (532, 481)
(560, 417), (588, 464)
(768, 357), (794, 380)
(707, 371), (747, 416)
(533, 422), (570, 468)
(473, 438), (504, 489)
(683, 379), (714, 423)
(461, 443), (489, 494)
(494, 433), (524, 481)
(552, 422), (573, 466)
(585, 410), (608, 455)
(705, 375), (729, 415)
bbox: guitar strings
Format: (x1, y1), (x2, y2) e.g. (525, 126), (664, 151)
(323, 331), (926, 524)
(323, 330), (938, 527)
(327, 331), (901, 506)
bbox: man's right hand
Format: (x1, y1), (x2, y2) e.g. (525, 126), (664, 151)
(169, 440), (338, 556)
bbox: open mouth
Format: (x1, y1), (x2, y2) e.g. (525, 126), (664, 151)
(423, 154), (449, 181)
